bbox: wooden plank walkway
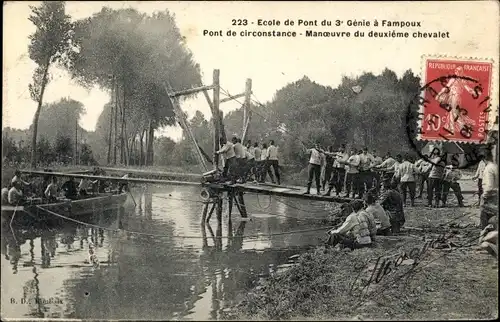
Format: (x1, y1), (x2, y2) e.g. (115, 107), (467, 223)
(207, 182), (359, 203)
(207, 180), (478, 202)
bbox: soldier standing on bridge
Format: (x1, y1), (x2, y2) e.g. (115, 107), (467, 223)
(323, 144), (348, 197)
(321, 146), (335, 192)
(304, 143), (324, 195)
(267, 140), (281, 185)
(233, 137), (245, 183)
(253, 142), (262, 183)
(216, 137), (236, 184)
(244, 140), (256, 182)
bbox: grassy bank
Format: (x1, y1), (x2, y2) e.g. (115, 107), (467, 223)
(234, 206), (498, 320)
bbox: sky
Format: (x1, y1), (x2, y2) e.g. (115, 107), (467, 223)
(3, 1), (499, 141)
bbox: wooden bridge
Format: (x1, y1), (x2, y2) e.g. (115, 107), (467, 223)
(206, 181), (355, 203)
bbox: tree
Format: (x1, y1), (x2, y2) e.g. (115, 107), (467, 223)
(53, 134), (73, 163)
(32, 98), (85, 143)
(28, 1), (74, 168)
(153, 136), (177, 166)
(79, 143), (96, 165)
(68, 8), (202, 166)
(2, 134), (18, 162)
(37, 136), (54, 165)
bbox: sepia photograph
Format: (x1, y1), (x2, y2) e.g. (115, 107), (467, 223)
(2, 1), (499, 320)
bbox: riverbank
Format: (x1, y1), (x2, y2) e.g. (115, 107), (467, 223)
(234, 205), (498, 320)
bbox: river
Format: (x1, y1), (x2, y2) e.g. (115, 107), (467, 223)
(1, 185), (337, 320)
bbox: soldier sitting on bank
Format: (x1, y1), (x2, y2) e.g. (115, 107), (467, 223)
(326, 200), (373, 250)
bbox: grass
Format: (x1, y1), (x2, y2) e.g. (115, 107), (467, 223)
(233, 201), (498, 320)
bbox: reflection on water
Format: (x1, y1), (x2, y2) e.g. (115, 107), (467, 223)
(1, 185), (333, 320)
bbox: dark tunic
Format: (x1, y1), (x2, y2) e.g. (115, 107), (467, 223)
(61, 180), (78, 199)
(379, 189), (405, 227)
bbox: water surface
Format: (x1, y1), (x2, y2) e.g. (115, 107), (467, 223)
(1, 185), (334, 320)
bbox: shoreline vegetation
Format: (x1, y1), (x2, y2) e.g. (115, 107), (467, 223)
(234, 206), (498, 320)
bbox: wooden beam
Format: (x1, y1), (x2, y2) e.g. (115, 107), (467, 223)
(202, 90), (215, 115)
(220, 92), (250, 104)
(169, 85), (215, 98)
(20, 170), (201, 186)
(241, 78), (252, 142)
(97, 166), (202, 179)
(212, 69), (221, 171)
(219, 110), (227, 143)
(163, 81), (209, 172)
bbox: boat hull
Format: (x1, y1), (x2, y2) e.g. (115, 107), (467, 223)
(1, 193), (128, 225)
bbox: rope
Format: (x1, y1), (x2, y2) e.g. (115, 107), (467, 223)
(256, 194), (272, 209)
(35, 205), (332, 240)
(152, 192), (325, 223)
(273, 196), (334, 215)
(231, 193), (327, 222)
(153, 194), (207, 204)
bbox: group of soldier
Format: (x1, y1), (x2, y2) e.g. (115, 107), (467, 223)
(215, 137), (281, 185)
(319, 145), (498, 252)
(215, 137), (488, 210)
(1, 167), (128, 206)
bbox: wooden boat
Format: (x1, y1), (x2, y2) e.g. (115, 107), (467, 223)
(1, 192), (128, 225)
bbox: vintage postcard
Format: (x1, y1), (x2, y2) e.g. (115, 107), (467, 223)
(2, 1), (499, 321)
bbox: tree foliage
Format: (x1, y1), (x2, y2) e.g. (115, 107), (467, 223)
(68, 7), (202, 166)
(28, 1), (74, 167)
(33, 98), (85, 140)
(158, 69), (422, 169)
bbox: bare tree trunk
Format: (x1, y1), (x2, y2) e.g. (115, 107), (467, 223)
(107, 105), (113, 165)
(139, 129), (145, 166)
(144, 126), (149, 166)
(133, 133), (139, 165)
(107, 79), (114, 165)
(122, 85), (130, 166)
(147, 120), (154, 166)
(119, 85), (125, 165)
(129, 137), (134, 165)
(113, 80), (118, 165)
(145, 125), (149, 166)
(30, 63), (50, 168)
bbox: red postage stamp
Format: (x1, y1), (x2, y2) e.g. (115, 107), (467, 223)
(419, 57), (494, 144)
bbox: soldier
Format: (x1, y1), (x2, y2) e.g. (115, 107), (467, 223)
(441, 165), (465, 207)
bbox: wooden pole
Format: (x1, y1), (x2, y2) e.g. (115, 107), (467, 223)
(169, 85), (215, 98)
(219, 111), (226, 143)
(227, 190), (233, 220)
(19, 170), (202, 186)
(236, 192), (248, 218)
(212, 70), (221, 171)
(201, 202), (209, 224)
(163, 81), (208, 172)
(241, 78), (252, 142)
(206, 202), (216, 223)
(216, 197), (223, 251)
